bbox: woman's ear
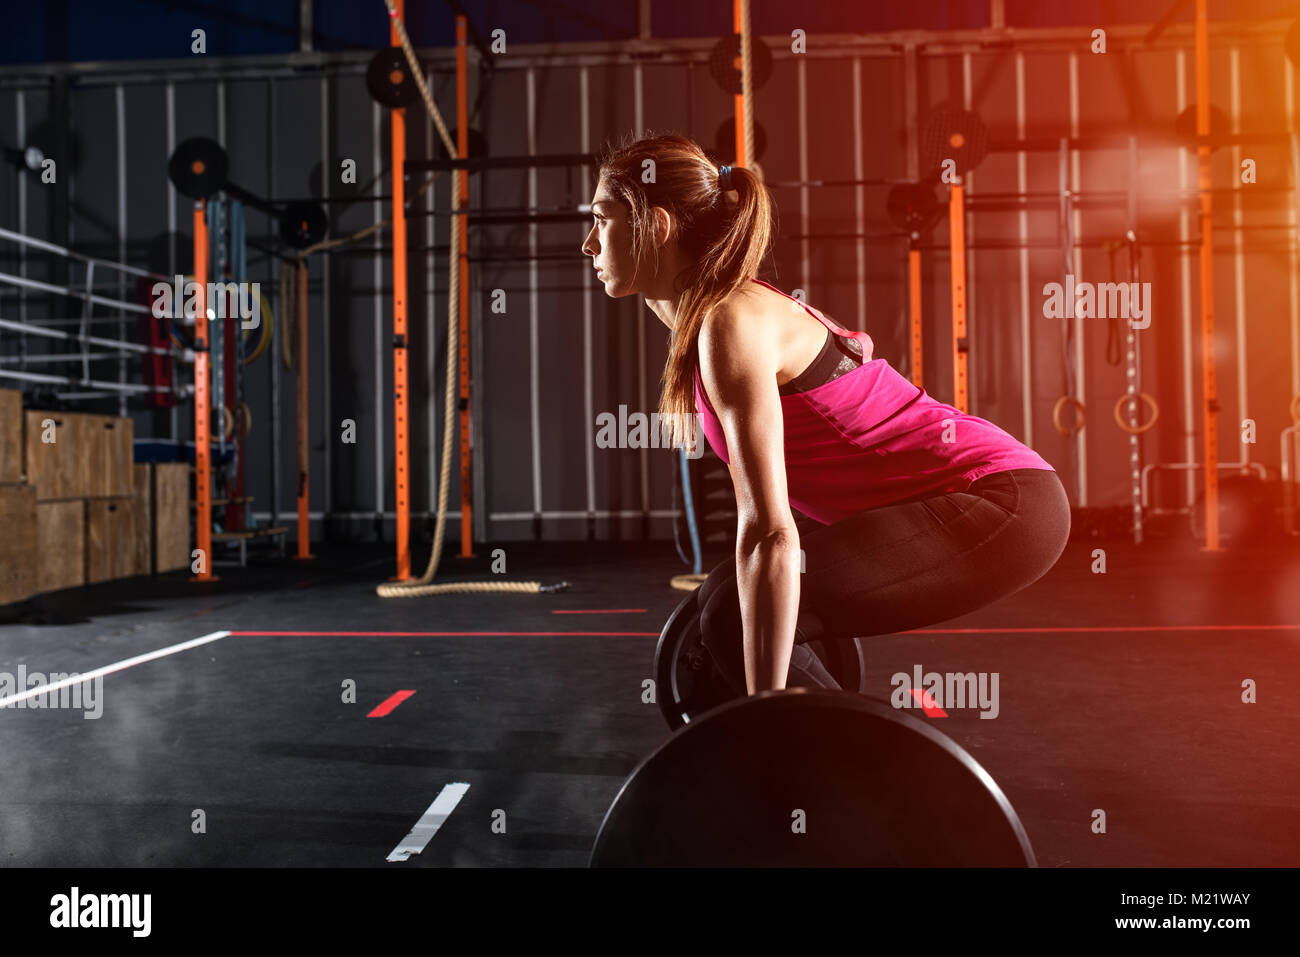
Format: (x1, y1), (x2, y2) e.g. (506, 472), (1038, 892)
(651, 205), (674, 247)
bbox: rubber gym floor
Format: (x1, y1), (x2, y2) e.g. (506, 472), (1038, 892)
(1, 533), (1296, 868)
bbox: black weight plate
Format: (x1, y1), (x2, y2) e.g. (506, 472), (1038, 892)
(1175, 103), (1231, 152)
(591, 689), (1037, 867)
(886, 181), (943, 233)
(708, 32), (773, 96)
(920, 106), (989, 179)
(807, 637), (867, 693)
(435, 127), (489, 167)
(367, 46), (421, 109)
(654, 591), (734, 731)
(168, 137), (228, 200)
(279, 201), (328, 249)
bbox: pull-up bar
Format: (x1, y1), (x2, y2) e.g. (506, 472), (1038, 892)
(406, 152), (597, 172)
(987, 131), (1294, 153)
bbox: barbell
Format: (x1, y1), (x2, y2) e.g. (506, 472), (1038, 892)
(591, 688), (1037, 867)
(595, 593), (1038, 866)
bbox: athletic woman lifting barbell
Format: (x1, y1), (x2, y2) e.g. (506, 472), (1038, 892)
(581, 132), (1071, 698)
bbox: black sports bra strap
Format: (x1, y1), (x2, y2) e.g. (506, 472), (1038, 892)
(779, 329), (864, 396)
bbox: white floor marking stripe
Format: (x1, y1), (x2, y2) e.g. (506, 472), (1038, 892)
(387, 783), (471, 862)
(0, 630), (232, 710)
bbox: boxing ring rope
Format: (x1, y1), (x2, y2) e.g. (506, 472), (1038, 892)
(0, 226), (189, 401)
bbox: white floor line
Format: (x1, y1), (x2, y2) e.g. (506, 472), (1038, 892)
(0, 630), (232, 710)
(387, 783), (471, 862)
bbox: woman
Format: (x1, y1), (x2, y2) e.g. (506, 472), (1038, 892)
(581, 132), (1070, 696)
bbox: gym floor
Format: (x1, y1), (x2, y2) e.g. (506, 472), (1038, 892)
(2, 533), (1296, 867)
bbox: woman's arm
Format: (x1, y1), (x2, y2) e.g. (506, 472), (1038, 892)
(698, 299), (802, 693)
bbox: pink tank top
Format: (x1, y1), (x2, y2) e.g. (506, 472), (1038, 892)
(692, 278), (1055, 525)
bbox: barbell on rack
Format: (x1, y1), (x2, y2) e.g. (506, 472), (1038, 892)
(168, 138), (329, 250)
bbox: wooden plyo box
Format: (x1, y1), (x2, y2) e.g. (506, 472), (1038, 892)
(83, 415), (134, 498)
(0, 389), (22, 484)
(0, 483), (37, 605)
(130, 462), (190, 575)
(153, 463), (189, 574)
(132, 464), (151, 575)
(24, 411), (134, 501)
(86, 497), (135, 584)
(24, 411), (82, 501)
(35, 499), (85, 593)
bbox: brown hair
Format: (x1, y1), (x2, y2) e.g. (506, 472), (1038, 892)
(594, 131), (774, 447)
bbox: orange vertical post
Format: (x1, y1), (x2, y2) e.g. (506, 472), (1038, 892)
(389, 0), (411, 579)
(295, 262), (313, 559)
(908, 245), (923, 388)
(457, 15), (474, 557)
(1195, 0), (1220, 551)
(733, 0), (747, 166)
(949, 181), (968, 412)
(191, 200), (217, 581)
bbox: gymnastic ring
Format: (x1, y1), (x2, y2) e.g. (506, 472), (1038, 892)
(279, 263), (295, 371)
(670, 573), (708, 591)
(242, 290), (274, 365)
(1052, 396), (1085, 436)
(211, 405), (235, 441)
(1113, 392), (1159, 434)
(1291, 393), (1300, 425)
(236, 400), (253, 440)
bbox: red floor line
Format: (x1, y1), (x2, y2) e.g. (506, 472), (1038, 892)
(909, 688), (949, 718)
(227, 624), (1300, 637)
(368, 690), (416, 717)
(228, 630), (661, 636)
(550, 609), (648, 615)
(906, 625), (1300, 634)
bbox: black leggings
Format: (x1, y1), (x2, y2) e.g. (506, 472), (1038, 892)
(697, 468), (1072, 692)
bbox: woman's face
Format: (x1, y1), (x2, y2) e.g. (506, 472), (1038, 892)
(581, 179), (640, 298)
